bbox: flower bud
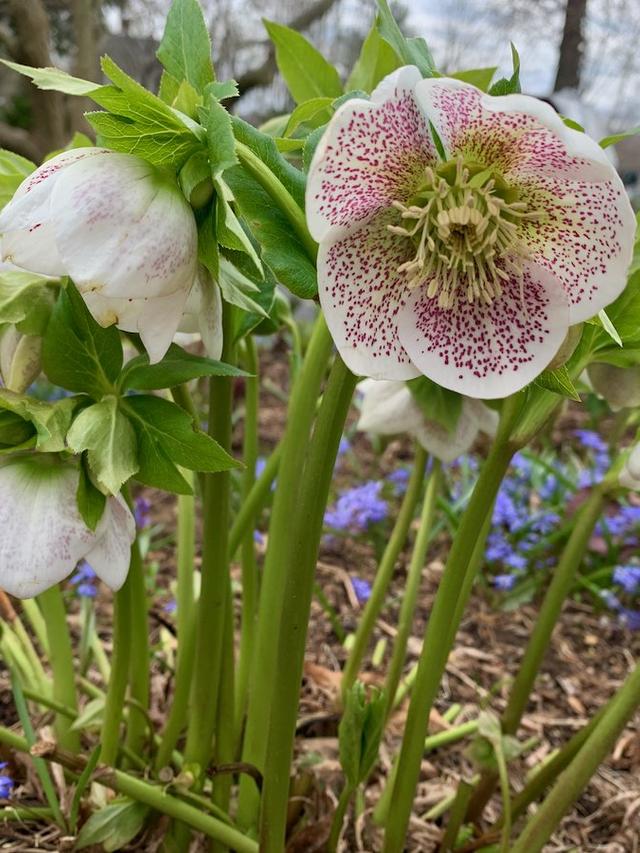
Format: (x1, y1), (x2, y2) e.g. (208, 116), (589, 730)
(0, 325), (42, 393)
(587, 363), (640, 412)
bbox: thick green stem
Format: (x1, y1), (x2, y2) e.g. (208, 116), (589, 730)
(466, 482), (608, 822)
(237, 315), (334, 829)
(100, 570), (132, 767)
(235, 336), (260, 753)
(382, 401), (520, 853)
(511, 658), (640, 853)
(184, 308), (235, 779)
(212, 589), (236, 845)
(155, 480), (196, 770)
(341, 445), (428, 700)
(0, 726), (258, 853)
(124, 538), (150, 760)
(36, 586), (79, 752)
(383, 459), (442, 717)
(259, 358), (357, 852)
(20, 599), (50, 656)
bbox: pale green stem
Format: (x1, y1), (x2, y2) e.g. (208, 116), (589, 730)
(124, 537), (150, 760)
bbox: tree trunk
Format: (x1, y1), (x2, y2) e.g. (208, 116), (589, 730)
(554, 0), (589, 91)
(7, 0), (67, 156)
(69, 0), (100, 136)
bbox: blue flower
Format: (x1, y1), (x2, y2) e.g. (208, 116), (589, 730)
(600, 589), (622, 610)
(575, 429), (608, 454)
(613, 565), (640, 595)
(0, 763), (13, 799)
(493, 573), (517, 591)
(134, 496), (152, 529)
(255, 458), (267, 478)
(620, 609), (640, 630)
(253, 529), (264, 545)
(387, 468), (410, 495)
(338, 437), (351, 456)
(351, 576), (372, 604)
(70, 560), (97, 598)
(163, 599), (177, 615)
(325, 481), (388, 533)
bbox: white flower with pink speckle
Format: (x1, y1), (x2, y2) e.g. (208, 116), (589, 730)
(0, 456), (135, 598)
(306, 67), (636, 399)
(0, 148), (198, 364)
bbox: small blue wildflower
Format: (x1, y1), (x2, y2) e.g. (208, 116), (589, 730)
(70, 560), (97, 598)
(486, 533), (514, 562)
(538, 475), (558, 501)
(253, 529), (264, 545)
(575, 429), (608, 454)
(255, 458), (267, 478)
(511, 452), (533, 476)
(620, 609), (640, 630)
(388, 468), (410, 495)
(493, 574), (517, 591)
(134, 496), (152, 529)
(600, 589), (622, 610)
(504, 552), (528, 571)
(163, 599), (177, 615)
(325, 481), (388, 532)
(351, 577), (372, 604)
(338, 437), (351, 456)
(613, 565), (640, 595)
(0, 763), (13, 799)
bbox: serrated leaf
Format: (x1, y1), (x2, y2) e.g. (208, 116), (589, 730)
(0, 59), (99, 95)
(488, 43), (521, 96)
(534, 366), (581, 401)
(218, 257), (268, 317)
(156, 0), (215, 93)
(215, 179), (262, 274)
(450, 67), (496, 91)
(205, 80), (239, 101)
(375, 1), (435, 77)
(203, 93), (238, 178)
(0, 389), (77, 452)
(67, 397), (138, 495)
(284, 97), (334, 138)
(122, 394), (240, 483)
(346, 22), (401, 93)
(120, 343), (247, 391)
(41, 282), (122, 397)
(264, 20), (343, 105)
(406, 377), (463, 431)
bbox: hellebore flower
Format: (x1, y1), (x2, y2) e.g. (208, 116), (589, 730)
(587, 363), (640, 412)
(174, 267), (223, 359)
(0, 455), (135, 598)
(307, 67), (635, 398)
(357, 378), (497, 463)
(0, 148), (198, 363)
(0, 325), (42, 393)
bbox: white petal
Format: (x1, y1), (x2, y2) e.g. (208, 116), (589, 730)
(318, 209), (420, 380)
(86, 493), (135, 590)
(626, 444), (640, 480)
(397, 260), (570, 399)
(413, 398), (481, 463)
(2, 224), (66, 276)
(178, 268), (223, 359)
(306, 65), (435, 244)
(51, 152), (197, 300)
(357, 379), (425, 436)
(619, 463), (640, 491)
(0, 459), (96, 598)
(468, 399), (499, 437)
(587, 364), (640, 412)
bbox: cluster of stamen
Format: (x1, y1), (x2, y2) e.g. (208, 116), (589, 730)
(389, 156), (544, 308)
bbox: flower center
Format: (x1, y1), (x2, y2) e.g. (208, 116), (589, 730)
(389, 156), (545, 308)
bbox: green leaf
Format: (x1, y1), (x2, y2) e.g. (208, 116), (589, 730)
(224, 164), (317, 299)
(179, 150), (212, 203)
(69, 745), (101, 833)
(284, 97), (334, 138)
(203, 93), (238, 178)
(346, 22), (401, 93)
(120, 343), (247, 391)
(600, 127), (640, 149)
(231, 116), (306, 208)
(87, 56), (203, 168)
(534, 366), (581, 401)
(597, 308), (622, 347)
(599, 270), (640, 347)
(42, 282), (122, 397)
(263, 20), (343, 104)
(302, 124), (326, 172)
(0, 389), (77, 452)
(75, 799), (149, 852)
(0, 59), (99, 95)
(206, 80), (239, 101)
(218, 257), (268, 318)
(0, 270), (56, 334)
(122, 394), (240, 485)
(70, 697), (105, 732)
(198, 202), (220, 279)
(406, 377), (463, 431)
(0, 409), (36, 453)
(450, 67), (496, 91)
(488, 43), (521, 96)
(339, 682), (385, 788)
(0, 149), (34, 210)
(215, 179), (262, 274)
(67, 397), (138, 494)
(76, 461), (107, 532)
(375, 1), (435, 78)
(156, 0), (215, 93)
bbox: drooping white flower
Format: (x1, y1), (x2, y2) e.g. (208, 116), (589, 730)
(173, 266), (223, 359)
(0, 148), (198, 364)
(0, 456), (135, 598)
(306, 67), (635, 398)
(0, 325), (42, 393)
(587, 363), (640, 412)
(357, 378), (498, 462)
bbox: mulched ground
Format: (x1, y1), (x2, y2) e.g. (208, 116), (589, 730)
(0, 338), (639, 851)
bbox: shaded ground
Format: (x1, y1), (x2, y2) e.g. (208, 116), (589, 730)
(0, 339), (639, 851)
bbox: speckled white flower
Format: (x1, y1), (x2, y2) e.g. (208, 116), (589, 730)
(0, 456), (135, 598)
(307, 67), (635, 398)
(0, 148), (198, 363)
(357, 378), (498, 462)
(174, 267), (223, 359)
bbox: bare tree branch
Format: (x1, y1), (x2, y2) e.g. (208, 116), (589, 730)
(554, 0), (589, 91)
(0, 121), (41, 161)
(236, 0), (339, 94)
